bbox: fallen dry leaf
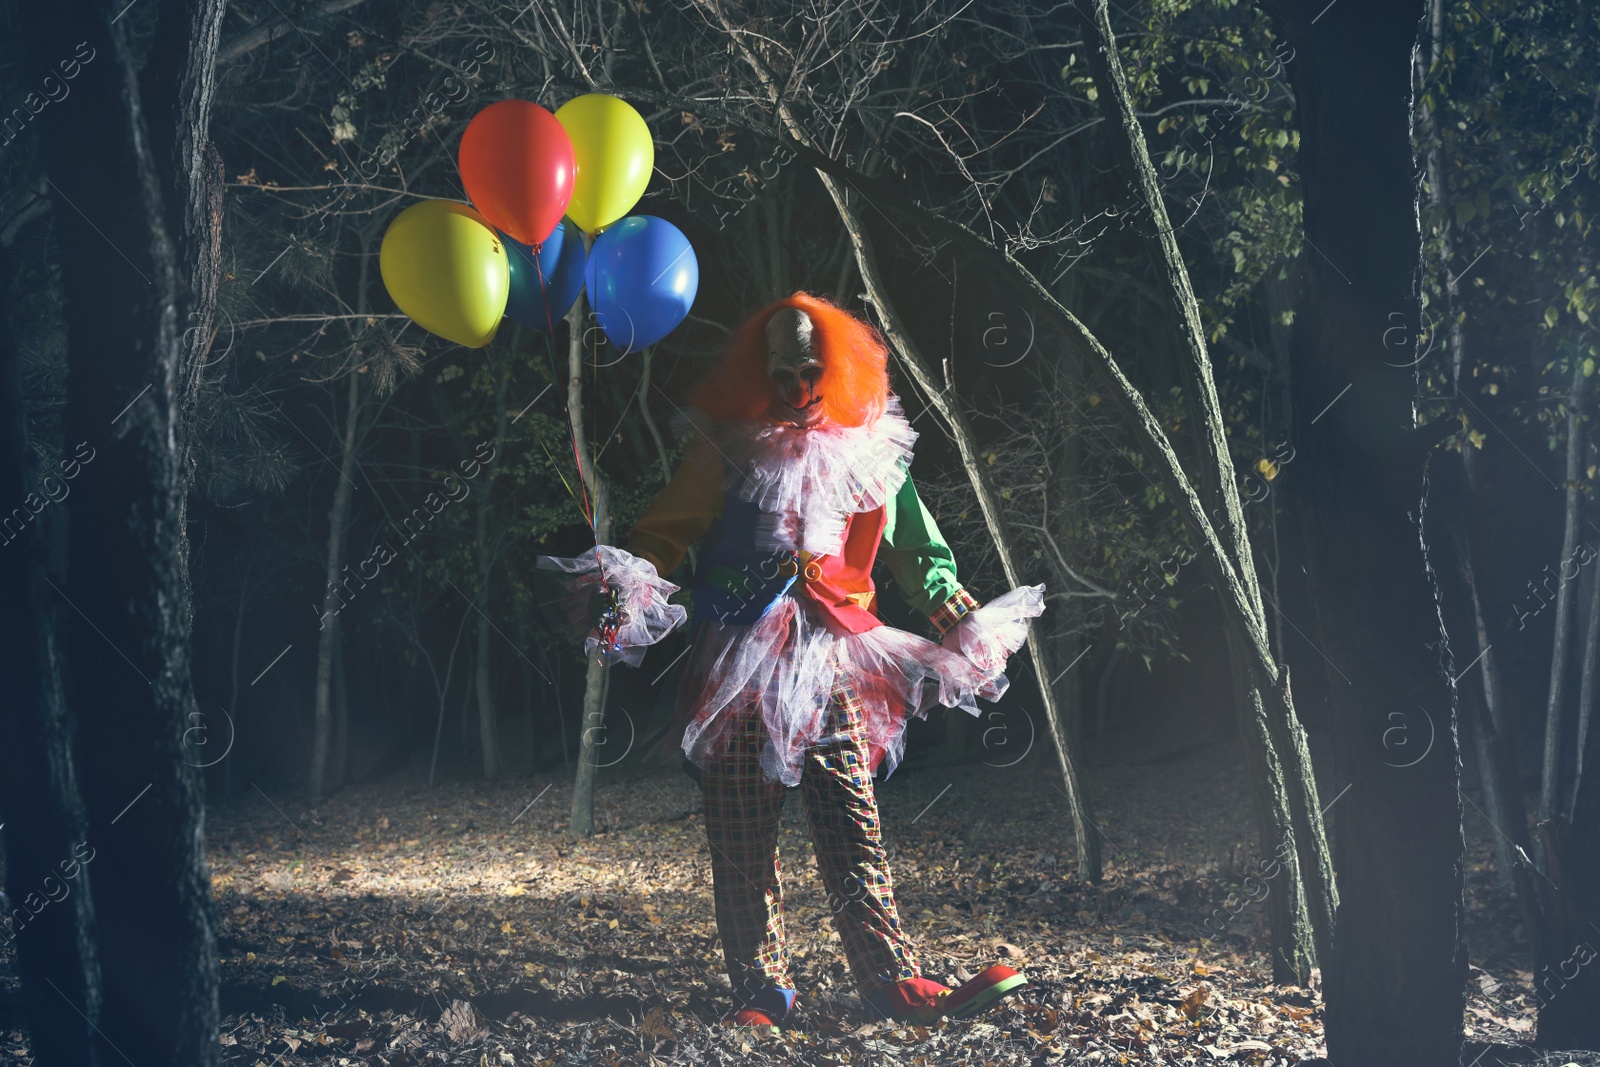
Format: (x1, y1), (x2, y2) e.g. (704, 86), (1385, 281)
(439, 999), (488, 1044)
(1182, 984), (1211, 1020)
(200, 753), (1530, 1066)
(1468, 1005), (1532, 1032)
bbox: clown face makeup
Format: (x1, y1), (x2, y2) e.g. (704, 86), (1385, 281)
(766, 308), (825, 427)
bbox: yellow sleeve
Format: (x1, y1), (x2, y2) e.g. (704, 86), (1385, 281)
(625, 449), (724, 577)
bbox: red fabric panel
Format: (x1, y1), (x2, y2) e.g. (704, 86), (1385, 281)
(800, 505), (888, 634)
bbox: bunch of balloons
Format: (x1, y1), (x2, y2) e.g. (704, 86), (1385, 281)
(379, 94), (698, 351)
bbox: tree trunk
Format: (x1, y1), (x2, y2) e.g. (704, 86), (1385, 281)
(1422, 0), (1533, 898)
(1088, 638), (1117, 739)
(311, 371), (360, 802)
(1539, 359), (1588, 832)
(1531, 815), (1600, 1049)
(1462, 530), (1533, 863)
(1537, 638), (1600, 1047)
(1075, 0), (1330, 980)
(1570, 540), (1600, 820)
(1533, 478), (1600, 1053)
(848, 221), (1103, 882)
(1433, 476), (1528, 897)
(1465, 675), (1532, 900)
(1271, 1), (1467, 1063)
(637, 347), (674, 483)
(332, 630), (349, 791)
(521, 622), (538, 771)
(1054, 413), (1088, 752)
(425, 604), (473, 787)
(476, 616), (498, 778)
(1223, 634), (1316, 981)
(1459, 632), (1520, 891)
(460, 646), (474, 762)
(567, 287), (613, 838)
(0, 245), (101, 1067)
(1062, 629), (1083, 751)
(21, 0), (228, 1061)
(226, 568), (250, 798)
(476, 355), (511, 779)
(1417, 0), (1525, 893)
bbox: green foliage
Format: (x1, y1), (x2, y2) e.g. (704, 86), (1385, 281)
(7, 0), (1592, 761)
(1412, 0), (1600, 461)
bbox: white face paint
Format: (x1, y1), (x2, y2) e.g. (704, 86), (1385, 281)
(765, 308), (823, 426)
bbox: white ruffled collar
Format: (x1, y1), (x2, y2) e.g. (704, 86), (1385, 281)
(678, 396), (918, 555)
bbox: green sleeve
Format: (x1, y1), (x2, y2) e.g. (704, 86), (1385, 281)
(880, 474), (963, 616)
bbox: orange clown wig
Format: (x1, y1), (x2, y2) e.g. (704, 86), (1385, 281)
(687, 293), (891, 428)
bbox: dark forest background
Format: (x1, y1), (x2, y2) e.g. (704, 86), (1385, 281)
(1, 0), (1598, 1064)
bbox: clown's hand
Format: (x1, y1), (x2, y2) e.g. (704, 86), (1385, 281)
(537, 546), (687, 667)
(937, 584), (1046, 681)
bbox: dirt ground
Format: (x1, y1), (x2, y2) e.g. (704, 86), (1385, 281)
(0, 735), (1583, 1065)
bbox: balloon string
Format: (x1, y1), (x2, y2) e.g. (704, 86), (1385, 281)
(531, 239), (560, 339)
(530, 237), (598, 537)
(526, 415), (583, 511)
(531, 311), (599, 544)
(533, 233), (614, 616)
(584, 261), (614, 612)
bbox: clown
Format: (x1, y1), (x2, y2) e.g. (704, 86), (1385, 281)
(540, 292), (1043, 1029)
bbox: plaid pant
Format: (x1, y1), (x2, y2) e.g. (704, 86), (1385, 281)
(700, 679), (920, 1002)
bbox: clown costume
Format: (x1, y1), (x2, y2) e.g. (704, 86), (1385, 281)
(539, 292), (1043, 1029)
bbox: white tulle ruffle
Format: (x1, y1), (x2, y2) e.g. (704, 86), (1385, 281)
(536, 545), (688, 666)
(941, 584), (1047, 697)
(675, 396), (917, 556)
(679, 592), (1021, 786)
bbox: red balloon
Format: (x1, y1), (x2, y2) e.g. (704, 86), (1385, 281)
(458, 100), (575, 247)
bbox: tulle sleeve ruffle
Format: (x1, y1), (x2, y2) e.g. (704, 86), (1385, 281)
(537, 545), (688, 666)
(941, 584), (1046, 697)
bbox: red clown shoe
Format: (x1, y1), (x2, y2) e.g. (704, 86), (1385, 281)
(945, 965), (1029, 1018)
(864, 966), (1028, 1024)
(723, 987), (795, 1032)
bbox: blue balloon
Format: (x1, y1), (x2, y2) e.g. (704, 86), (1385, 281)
(584, 216), (698, 353)
(503, 219), (587, 331)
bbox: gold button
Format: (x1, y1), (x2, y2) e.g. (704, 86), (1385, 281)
(778, 558), (799, 577)
(803, 562), (823, 582)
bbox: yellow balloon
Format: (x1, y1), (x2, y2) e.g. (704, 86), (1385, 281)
(380, 200), (509, 348)
(555, 93), (655, 234)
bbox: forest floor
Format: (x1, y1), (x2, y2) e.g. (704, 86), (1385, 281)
(0, 733), (1584, 1066)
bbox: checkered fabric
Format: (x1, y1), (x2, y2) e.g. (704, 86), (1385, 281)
(700, 678), (920, 1001)
(929, 587), (981, 636)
